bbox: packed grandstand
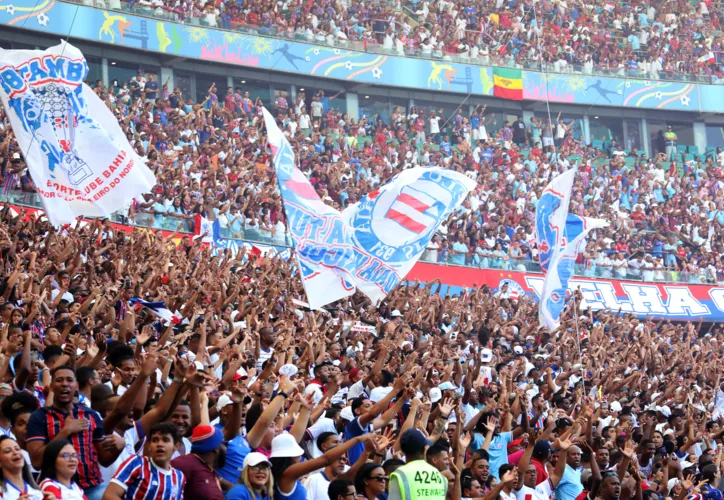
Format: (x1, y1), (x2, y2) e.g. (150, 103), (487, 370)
(1, 0), (724, 499)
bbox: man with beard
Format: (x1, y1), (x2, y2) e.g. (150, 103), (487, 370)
(468, 449), (492, 494)
(27, 366), (122, 500)
(103, 423), (185, 500)
(596, 472), (623, 500)
(171, 425), (227, 500)
(305, 361), (334, 405)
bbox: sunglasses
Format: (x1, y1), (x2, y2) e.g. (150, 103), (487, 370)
(368, 476), (389, 483)
(249, 464), (270, 472)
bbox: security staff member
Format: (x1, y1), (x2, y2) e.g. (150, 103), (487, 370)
(389, 429), (447, 500)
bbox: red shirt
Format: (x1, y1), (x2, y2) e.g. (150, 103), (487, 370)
(532, 458), (549, 485)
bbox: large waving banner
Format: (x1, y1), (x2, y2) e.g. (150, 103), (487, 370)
(0, 42), (155, 225)
(535, 170), (608, 329)
(263, 108), (475, 307)
(343, 168), (476, 304)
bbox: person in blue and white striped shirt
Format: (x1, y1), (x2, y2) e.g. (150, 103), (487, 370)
(103, 423), (185, 500)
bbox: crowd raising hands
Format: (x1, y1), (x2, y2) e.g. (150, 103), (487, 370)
(0, 201), (717, 500)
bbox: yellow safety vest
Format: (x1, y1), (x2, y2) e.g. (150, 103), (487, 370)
(390, 460), (448, 500)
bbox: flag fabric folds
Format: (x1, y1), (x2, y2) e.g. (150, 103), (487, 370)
(0, 42), (156, 225)
(263, 108), (475, 308)
(129, 298), (181, 324)
(535, 170), (608, 330)
(493, 68), (523, 100)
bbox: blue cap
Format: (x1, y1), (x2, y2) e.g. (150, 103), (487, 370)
(400, 429), (433, 455)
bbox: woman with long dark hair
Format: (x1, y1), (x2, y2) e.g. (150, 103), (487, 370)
(38, 440), (85, 500)
(270, 432), (370, 500)
(0, 435), (42, 500)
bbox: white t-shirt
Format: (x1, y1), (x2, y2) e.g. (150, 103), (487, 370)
(257, 347), (274, 371)
(304, 382), (325, 406)
(305, 417), (339, 458)
(40, 479), (86, 500)
(299, 114), (311, 129)
(304, 471), (332, 500)
(348, 380), (368, 400)
(172, 436), (192, 459)
(101, 421), (144, 483)
(430, 116), (441, 134)
(51, 288), (75, 304)
(515, 480), (553, 500)
(0, 482), (43, 500)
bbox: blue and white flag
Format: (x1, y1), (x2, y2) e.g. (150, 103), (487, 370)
(129, 298), (181, 324)
(535, 170), (607, 330)
(0, 42), (156, 225)
(342, 168), (476, 304)
(263, 108), (475, 308)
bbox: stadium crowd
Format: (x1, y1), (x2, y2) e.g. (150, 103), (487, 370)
(87, 70), (724, 284)
(93, 0), (724, 81)
(0, 56), (723, 500)
(0, 176), (719, 500)
(4, 70), (724, 284)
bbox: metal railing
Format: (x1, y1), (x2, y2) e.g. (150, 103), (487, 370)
(2, 190), (718, 285)
(62, 0), (724, 86)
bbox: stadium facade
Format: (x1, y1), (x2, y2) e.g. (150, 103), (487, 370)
(2, 0), (724, 157)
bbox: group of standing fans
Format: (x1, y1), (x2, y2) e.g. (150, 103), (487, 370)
(1, 40), (724, 500)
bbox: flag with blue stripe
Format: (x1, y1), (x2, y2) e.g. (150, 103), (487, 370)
(535, 170), (608, 330)
(263, 107), (475, 308)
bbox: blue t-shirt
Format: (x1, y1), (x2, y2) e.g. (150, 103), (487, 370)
(227, 484), (270, 500)
(471, 431), (512, 479)
(556, 465), (583, 500)
(344, 417), (370, 464)
(276, 481), (307, 500)
(214, 430), (251, 484)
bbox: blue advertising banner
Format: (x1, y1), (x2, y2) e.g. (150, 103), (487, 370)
(1, 0), (719, 112)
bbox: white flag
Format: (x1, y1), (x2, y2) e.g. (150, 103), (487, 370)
(342, 168), (476, 305)
(263, 108), (475, 308)
(0, 41), (155, 225)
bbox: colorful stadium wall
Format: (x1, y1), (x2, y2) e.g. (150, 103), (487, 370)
(1, 0), (718, 113)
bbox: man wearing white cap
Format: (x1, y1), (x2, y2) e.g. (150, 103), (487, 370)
(304, 406), (353, 458)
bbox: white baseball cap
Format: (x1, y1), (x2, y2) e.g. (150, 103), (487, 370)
(243, 452), (271, 469)
(480, 348), (493, 363)
(391, 310), (403, 318)
(429, 387), (442, 403)
(216, 395), (233, 412)
(340, 406), (355, 421)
